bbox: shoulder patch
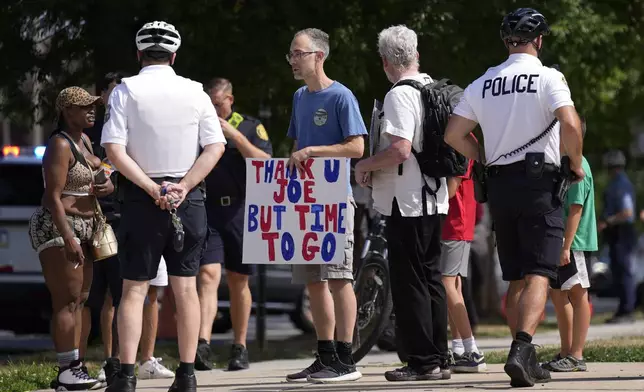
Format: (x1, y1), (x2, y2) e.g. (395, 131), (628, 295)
(256, 123), (269, 141)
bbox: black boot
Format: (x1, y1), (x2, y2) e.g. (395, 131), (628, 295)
(168, 372), (197, 392)
(105, 372), (136, 392)
(104, 357), (121, 386)
(504, 340), (551, 387)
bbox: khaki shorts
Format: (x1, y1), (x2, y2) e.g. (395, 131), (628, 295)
(292, 198), (356, 284)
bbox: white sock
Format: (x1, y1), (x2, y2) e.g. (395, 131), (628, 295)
(57, 349), (79, 368)
(463, 337), (479, 354)
(452, 339), (464, 355)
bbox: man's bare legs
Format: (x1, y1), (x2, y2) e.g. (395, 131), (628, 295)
(505, 280), (525, 338)
(139, 287), (159, 362)
(197, 264), (221, 342)
(551, 289), (573, 357)
(443, 276), (473, 345)
(101, 293), (115, 359)
(227, 270), (251, 347)
(551, 285), (590, 359)
(170, 276), (201, 364)
(328, 279), (356, 344)
(195, 264), (220, 371)
(117, 280), (149, 367)
(138, 286), (175, 379)
(308, 281), (335, 342)
(516, 275), (550, 335)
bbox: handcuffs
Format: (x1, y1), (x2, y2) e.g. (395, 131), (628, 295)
(161, 185), (185, 252)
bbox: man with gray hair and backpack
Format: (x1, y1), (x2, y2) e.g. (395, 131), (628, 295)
(355, 24), (461, 382)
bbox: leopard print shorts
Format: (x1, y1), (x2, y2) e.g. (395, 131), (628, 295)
(29, 207), (95, 254)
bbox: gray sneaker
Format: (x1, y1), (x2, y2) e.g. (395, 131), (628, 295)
(541, 353), (563, 371)
(549, 355), (587, 372)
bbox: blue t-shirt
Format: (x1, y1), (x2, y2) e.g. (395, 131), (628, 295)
(287, 81), (368, 196)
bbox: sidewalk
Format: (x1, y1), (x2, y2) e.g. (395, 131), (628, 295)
(36, 321), (644, 392)
(88, 362), (644, 391)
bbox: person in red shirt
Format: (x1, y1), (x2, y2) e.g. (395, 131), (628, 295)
(440, 158), (486, 373)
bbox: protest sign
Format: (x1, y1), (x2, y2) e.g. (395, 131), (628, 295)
(243, 158), (349, 265)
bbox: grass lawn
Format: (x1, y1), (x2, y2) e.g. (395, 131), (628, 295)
(485, 336), (644, 364)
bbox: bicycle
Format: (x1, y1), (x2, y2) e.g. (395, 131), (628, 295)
(351, 213), (394, 363)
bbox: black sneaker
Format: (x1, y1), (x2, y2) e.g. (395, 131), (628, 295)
(104, 357), (121, 386)
(452, 351), (487, 373)
(168, 372), (197, 392)
(286, 354), (327, 382)
(504, 341), (551, 387)
(105, 373), (136, 392)
(307, 356), (362, 383)
(195, 341), (214, 371)
(384, 365), (447, 382)
(228, 344), (249, 371)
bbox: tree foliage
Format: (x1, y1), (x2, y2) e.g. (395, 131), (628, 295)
(0, 0), (642, 154)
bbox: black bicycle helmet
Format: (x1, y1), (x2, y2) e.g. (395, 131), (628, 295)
(500, 8), (550, 42)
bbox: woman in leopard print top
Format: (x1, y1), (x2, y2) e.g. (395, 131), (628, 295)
(28, 86), (114, 390)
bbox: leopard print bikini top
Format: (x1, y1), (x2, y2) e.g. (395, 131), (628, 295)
(43, 131), (94, 196)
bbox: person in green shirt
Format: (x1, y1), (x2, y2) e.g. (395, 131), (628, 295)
(544, 118), (598, 373)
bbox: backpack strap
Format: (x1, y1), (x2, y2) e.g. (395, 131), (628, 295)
(392, 79), (442, 216)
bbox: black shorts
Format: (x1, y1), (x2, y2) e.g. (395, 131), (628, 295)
(118, 179), (207, 281)
(201, 200), (253, 276)
(487, 162), (564, 282)
(86, 219), (123, 308)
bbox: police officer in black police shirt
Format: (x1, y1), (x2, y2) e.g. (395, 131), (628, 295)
(444, 8), (584, 388)
(195, 78), (272, 372)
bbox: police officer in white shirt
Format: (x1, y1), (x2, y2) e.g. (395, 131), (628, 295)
(355, 25), (450, 382)
(101, 21), (226, 392)
(444, 8), (584, 388)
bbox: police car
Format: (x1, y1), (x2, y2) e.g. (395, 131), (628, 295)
(0, 145), (314, 335)
(0, 145), (52, 334)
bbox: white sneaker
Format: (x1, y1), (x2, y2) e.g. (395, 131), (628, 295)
(54, 361), (102, 390)
(96, 361), (106, 382)
(138, 357), (175, 379)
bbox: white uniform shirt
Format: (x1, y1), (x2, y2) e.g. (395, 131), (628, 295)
(101, 65), (226, 177)
(371, 73), (449, 217)
(453, 53), (574, 166)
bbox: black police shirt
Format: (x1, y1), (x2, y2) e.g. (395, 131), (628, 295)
(205, 112), (273, 202)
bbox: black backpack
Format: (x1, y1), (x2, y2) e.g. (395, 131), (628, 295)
(393, 78), (468, 212)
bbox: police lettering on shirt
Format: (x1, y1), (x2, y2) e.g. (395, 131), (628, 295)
(452, 54), (575, 166)
(482, 74), (539, 98)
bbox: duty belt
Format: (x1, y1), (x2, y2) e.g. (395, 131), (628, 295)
(487, 160), (558, 177)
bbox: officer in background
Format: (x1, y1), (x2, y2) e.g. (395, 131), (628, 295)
(598, 150), (637, 324)
(194, 78), (272, 372)
(102, 21), (226, 392)
(444, 8), (584, 388)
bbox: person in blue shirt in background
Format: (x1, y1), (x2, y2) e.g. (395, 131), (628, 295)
(284, 28), (367, 384)
(598, 149), (637, 324)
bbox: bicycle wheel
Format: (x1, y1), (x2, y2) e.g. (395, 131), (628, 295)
(352, 254), (393, 363)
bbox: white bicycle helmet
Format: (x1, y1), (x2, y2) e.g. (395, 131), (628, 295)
(135, 21), (181, 53)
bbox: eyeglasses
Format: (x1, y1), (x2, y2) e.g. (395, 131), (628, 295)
(285, 51), (317, 63)
(212, 95), (232, 108)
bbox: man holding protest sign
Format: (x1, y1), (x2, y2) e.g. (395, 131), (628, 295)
(283, 28), (367, 383)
